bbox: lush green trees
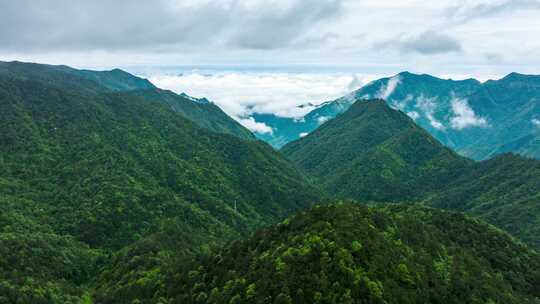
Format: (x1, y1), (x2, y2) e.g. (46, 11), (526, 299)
(282, 100), (540, 248)
(1, 61), (539, 303)
(164, 203), (540, 304)
(0, 62), (320, 302)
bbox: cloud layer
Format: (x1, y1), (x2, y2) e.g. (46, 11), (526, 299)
(149, 70), (377, 132)
(2, 0), (540, 80)
(0, 0), (343, 52)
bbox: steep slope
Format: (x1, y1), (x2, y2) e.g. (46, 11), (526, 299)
(0, 60), (155, 92)
(74, 68), (156, 91)
(488, 132), (540, 159)
(132, 88), (255, 140)
(282, 99), (470, 202)
(0, 73), (320, 301)
(0, 61), (255, 140)
(163, 203), (540, 304)
(459, 73), (540, 159)
(282, 100), (540, 248)
(0, 74), (319, 247)
(424, 153), (540, 247)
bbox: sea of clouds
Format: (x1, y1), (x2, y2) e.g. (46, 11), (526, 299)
(148, 69), (380, 132)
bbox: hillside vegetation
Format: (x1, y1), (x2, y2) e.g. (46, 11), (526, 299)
(165, 203), (540, 304)
(282, 100), (540, 248)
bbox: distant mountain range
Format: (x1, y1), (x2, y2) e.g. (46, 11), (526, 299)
(253, 71), (540, 160)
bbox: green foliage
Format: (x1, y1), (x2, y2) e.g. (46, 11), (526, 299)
(282, 100), (540, 249)
(0, 231), (102, 303)
(163, 203), (540, 303)
(282, 99), (471, 202)
(1, 61), (539, 304)
(0, 62), (320, 302)
(132, 89), (255, 140)
(424, 153), (540, 248)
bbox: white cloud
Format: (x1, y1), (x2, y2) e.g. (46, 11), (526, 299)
(317, 116), (331, 124)
(236, 117), (273, 134)
(449, 97), (488, 130)
(407, 111), (420, 120)
(3, 0), (540, 80)
(392, 94), (414, 110)
(533, 118), (540, 127)
(347, 75), (364, 91)
(299, 132), (309, 137)
(415, 95), (446, 130)
(150, 71), (377, 119)
(376, 75), (401, 100)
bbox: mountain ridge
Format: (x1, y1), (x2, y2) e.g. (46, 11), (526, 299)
(0, 60), (255, 140)
(251, 71), (540, 160)
(282, 99), (540, 248)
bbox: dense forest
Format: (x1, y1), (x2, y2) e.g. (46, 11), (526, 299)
(0, 62), (539, 303)
(282, 100), (540, 248)
(0, 62), (319, 302)
(159, 203), (540, 304)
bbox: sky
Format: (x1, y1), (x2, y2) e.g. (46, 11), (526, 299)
(2, 0), (540, 129)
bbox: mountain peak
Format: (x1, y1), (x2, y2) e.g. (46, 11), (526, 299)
(344, 98), (402, 119)
(282, 96), (466, 202)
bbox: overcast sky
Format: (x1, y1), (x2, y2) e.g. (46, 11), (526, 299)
(1, 0), (540, 77)
(2, 0), (540, 131)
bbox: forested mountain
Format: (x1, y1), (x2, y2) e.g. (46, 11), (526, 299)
(161, 203), (540, 304)
(1, 61), (539, 303)
(251, 72), (540, 160)
(282, 99), (471, 202)
(0, 65), (319, 302)
(458, 73), (540, 159)
(132, 89), (255, 140)
(0, 61), (254, 140)
(282, 100), (540, 248)
(423, 153), (540, 248)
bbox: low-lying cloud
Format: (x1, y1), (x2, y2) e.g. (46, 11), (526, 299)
(450, 97), (488, 129)
(377, 75), (401, 100)
(150, 72), (373, 118)
(415, 95), (446, 130)
(149, 71), (377, 132)
(237, 117), (273, 134)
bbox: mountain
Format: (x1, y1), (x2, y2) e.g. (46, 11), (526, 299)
(160, 203), (540, 304)
(132, 88), (255, 140)
(250, 72), (482, 149)
(457, 73), (540, 159)
(423, 153), (540, 248)
(282, 100), (540, 248)
(0, 65), (320, 301)
(251, 72), (540, 160)
(282, 99), (471, 202)
(0, 61), (254, 140)
(488, 133), (540, 159)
